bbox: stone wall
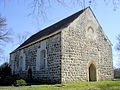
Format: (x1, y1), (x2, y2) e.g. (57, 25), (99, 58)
(61, 8), (114, 83)
(10, 33), (61, 83)
(10, 8), (114, 84)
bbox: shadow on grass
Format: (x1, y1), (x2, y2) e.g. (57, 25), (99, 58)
(26, 80), (58, 86)
(96, 81), (120, 90)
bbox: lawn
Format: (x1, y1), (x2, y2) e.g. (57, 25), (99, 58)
(1, 80), (120, 90)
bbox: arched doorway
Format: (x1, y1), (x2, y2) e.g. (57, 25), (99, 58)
(27, 68), (32, 80)
(89, 63), (96, 81)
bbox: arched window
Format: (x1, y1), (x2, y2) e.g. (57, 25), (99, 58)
(40, 50), (46, 69)
(87, 26), (94, 33)
(19, 56), (23, 71)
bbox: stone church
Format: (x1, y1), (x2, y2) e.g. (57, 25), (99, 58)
(10, 7), (114, 83)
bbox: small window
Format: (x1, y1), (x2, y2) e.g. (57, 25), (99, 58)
(40, 50), (46, 69)
(104, 38), (107, 41)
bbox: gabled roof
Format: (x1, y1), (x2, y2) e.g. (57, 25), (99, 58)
(11, 7), (87, 53)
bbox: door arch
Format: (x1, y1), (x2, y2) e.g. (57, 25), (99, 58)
(89, 63), (97, 81)
(27, 68), (32, 80)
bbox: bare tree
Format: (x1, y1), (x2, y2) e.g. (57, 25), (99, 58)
(0, 14), (12, 62)
(1, 0), (120, 19)
(0, 15), (12, 51)
(16, 32), (30, 45)
(0, 15), (11, 42)
(116, 34), (120, 52)
(28, 0), (96, 17)
(24, 0), (120, 18)
(115, 34), (120, 68)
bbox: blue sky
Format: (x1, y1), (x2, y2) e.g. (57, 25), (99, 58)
(0, 0), (120, 67)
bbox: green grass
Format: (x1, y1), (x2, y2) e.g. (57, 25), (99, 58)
(1, 80), (120, 90)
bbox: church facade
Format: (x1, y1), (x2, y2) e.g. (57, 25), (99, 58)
(10, 7), (114, 83)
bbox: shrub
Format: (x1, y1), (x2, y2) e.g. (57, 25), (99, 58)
(2, 76), (13, 85)
(15, 79), (27, 86)
(0, 75), (19, 86)
(0, 62), (13, 86)
(0, 62), (11, 77)
(114, 68), (120, 78)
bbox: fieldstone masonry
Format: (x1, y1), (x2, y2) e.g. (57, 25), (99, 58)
(10, 7), (114, 83)
(61, 8), (113, 82)
(10, 34), (61, 83)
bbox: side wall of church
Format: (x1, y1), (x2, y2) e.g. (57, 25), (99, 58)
(10, 33), (61, 83)
(61, 8), (114, 83)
